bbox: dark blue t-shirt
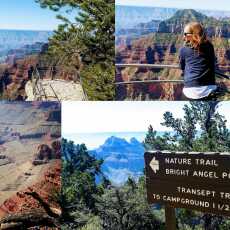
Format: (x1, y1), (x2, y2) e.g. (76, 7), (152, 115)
(179, 42), (216, 87)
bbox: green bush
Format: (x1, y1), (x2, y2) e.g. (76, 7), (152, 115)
(81, 64), (115, 100)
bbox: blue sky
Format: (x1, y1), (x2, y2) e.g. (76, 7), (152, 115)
(116, 0), (230, 11)
(62, 101), (230, 134)
(62, 101), (230, 149)
(62, 101), (185, 134)
(0, 0), (73, 30)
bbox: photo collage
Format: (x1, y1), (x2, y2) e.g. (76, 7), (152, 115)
(0, 0), (230, 229)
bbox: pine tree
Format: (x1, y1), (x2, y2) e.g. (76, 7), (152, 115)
(144, 125), (176, 151)
(61, 138), (106, 229)
(145, 101), (230, 152)
(95, 177), (163, 230)
(35, 0), (114, 64)
(35, 0), (115, 99)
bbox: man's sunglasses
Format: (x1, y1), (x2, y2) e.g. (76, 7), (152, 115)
(184, 32), (193, 36)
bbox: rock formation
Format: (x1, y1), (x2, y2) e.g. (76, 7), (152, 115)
(33, 141), (61, 166)
(0, 51), (82, 101)
(0, 160), (61, 229)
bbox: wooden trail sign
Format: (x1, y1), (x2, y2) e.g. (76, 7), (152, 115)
(144, 151), (230, 217)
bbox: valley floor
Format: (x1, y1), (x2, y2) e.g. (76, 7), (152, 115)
(0, 139), (47, 205)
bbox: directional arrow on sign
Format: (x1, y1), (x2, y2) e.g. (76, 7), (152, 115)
(150, 157), (159, 173)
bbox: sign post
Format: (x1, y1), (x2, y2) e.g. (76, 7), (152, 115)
(144, 151), (230, 226)
(165, 205), (176, 230)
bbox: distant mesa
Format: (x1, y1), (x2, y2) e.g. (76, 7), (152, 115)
(116, 5), (230, 31)
(116, 8), (230, 41)
(0, 30), (52, 100)
(165, 8), (208, 23)
(157, 9), (230, 36)
(91, 136), (145, 185)
(103, 136), (133, 147)
(0, 29), (52, 64)
(0, 103), (61, 141)
(130, 137), (141, 145)
(93, 136), (144, 157)
(115, 5), (178, 30)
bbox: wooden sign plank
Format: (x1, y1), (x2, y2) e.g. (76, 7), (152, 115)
(145, 151), (230, 216)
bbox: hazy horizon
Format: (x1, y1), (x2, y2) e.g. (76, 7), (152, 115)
(63, 131), (148, 150)
(116, 0), (230, 12)
(0, 28), (53, 32)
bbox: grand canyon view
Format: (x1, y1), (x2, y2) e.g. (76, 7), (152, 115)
(0, 102), (61, 229)
(116, 6), (230, 100)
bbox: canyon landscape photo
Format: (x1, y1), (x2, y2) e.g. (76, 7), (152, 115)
(0, 28), (86, 101)
(0, 102), (61, 229)
(0, 0), (115, 101)
(116, 5), (230, 100)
